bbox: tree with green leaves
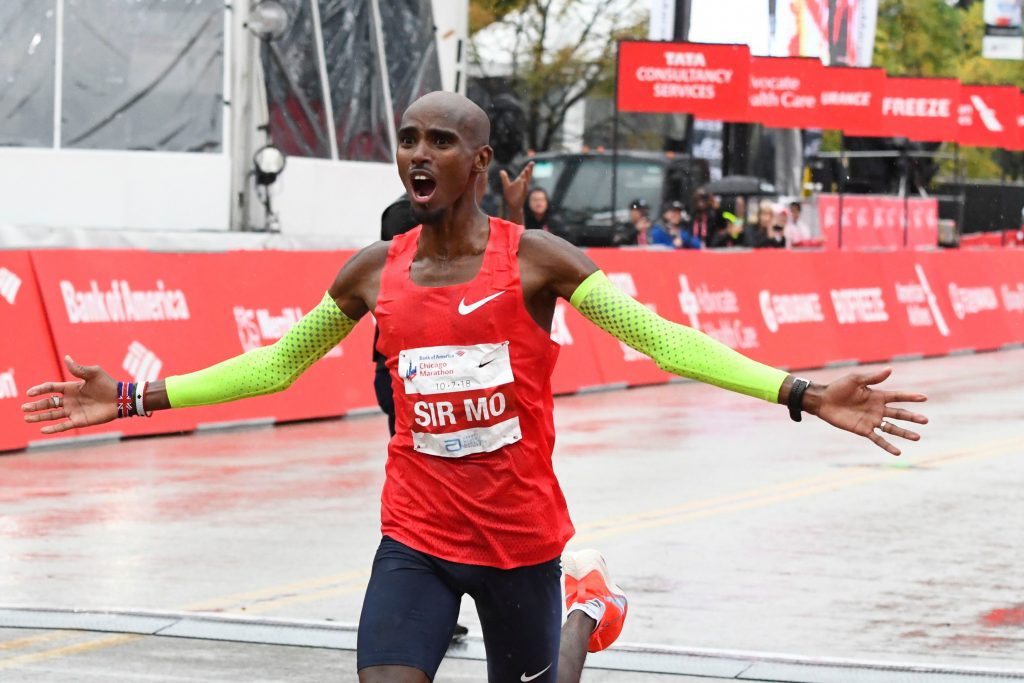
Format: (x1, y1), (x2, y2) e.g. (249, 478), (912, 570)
(873, 0), (1024, 179)
(469, 0), (646, 152)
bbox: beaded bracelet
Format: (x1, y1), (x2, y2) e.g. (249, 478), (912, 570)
(116, 380), (154, 418)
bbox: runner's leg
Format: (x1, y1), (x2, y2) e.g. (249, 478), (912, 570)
(555, 612), (596, 683)
(470, 557), (562, 683)
(557, 549), (629, 683)
(357, 537), (460, 682)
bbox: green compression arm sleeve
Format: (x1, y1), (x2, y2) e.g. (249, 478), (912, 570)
(570, 271), (786, 403)
(165, 292), (357, 408)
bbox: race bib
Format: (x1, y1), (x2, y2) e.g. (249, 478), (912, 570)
(398, 342), (521, 457)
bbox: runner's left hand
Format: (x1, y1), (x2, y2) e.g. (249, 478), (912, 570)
(811, 367), (928, 456)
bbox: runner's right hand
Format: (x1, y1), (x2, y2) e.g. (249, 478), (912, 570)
(22, 355), (118, 434)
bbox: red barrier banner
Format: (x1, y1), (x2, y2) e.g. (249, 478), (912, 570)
(549, 302), (606, 395)
(7, 247), (1024, 453)
(584, 249), (1024, 373)
(957, 85), (1019, 149)
(30, 250), (377, 439)
(818, 195), (938, 250)
(617, 40), (751, 120)
(0, 252), (74, 451)
(746, 56), (824, 129)
(823, 67), (886, 136)
(889, 251), (1016, 354)
(882, 77), (960, 142)
(656, 250), (843, 370)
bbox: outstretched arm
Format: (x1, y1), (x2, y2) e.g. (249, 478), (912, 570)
(22, 242), (386, 434)
(521, 231), (928, 456)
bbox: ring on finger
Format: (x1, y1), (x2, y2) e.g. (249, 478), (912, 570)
(877, 420), (891, 433)
(51, 395), (62, 409)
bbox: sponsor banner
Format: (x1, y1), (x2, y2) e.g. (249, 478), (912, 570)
(887, 251), (1017, 353)
(939, 250), (1020, 350)
(957, 85), (1020, 148)
(617, 40), (751, 120)
(744, 56), (825, 129)
(0, 252), (74, 451)
(823, 67), (886, 136)
(665, 250), (841, 369)
(549, 301), (605, 394)
(6, 247), (1024, 452)
(881, 78), (960, 142)
(818, 254), (906, 362)
(30, 250), (376, 438)
(818, 195), (938, 250)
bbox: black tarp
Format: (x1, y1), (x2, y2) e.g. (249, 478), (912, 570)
(61, 0), (223, 152)
(378, 0), (442, 129)
(319, 0), (391, 161)
(0, 0), (56, 147)
(261, 0), (332, 159)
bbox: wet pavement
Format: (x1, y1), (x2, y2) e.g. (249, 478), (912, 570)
(1, 350), (1023, 680)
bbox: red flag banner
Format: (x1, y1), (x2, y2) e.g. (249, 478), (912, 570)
(817, 195), (938, 250)
(821, 67), (886, 136)
(746, 56), (825, 129)
(617, 40), (750, 119)
(881, 77), (960, 142)
(957, 85), (1020, 149)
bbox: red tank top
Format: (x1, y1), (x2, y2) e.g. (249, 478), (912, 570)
(374, 217), (574, 568)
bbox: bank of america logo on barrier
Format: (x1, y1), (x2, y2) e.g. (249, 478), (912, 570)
(0, 267), (22, 305)
(123, 342), (162, 383)
(0, 368), (17, 400)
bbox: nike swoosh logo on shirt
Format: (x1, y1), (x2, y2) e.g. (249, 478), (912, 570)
(458, 291), (505, 315)
(520, 663), (552, 682)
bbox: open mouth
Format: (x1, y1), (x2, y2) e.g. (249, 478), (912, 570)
(411, 172), (437, 203)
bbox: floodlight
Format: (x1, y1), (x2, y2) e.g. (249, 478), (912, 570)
(253, 145), (286, 186)
(248, 1), (289, 40)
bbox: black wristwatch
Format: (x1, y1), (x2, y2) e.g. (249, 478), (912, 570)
(788, 378), (810, 422)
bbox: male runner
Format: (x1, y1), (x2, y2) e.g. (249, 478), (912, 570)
(23, 91), (928, 683)
(371, 167), (534, 648)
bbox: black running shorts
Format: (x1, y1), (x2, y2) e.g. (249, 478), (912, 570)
(357, 536), (562, 682)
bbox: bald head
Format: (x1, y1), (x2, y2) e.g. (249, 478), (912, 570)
(401, 91), (491, 148)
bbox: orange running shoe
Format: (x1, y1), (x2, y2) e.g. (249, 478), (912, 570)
(562, 549), (628, 653)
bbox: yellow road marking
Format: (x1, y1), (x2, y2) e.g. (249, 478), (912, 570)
(242, 579), (369, 615)
(0, 630), (75, 651)
(571, 437), (1022, 545)
(4, 436), (1020, 670)
(572, 469), (898, 544)
(574, 468), (856, 534)
(0, 634), (139, 670)
(184, 568), (370, 611)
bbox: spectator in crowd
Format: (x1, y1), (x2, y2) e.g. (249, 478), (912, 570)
(622, 197), (653, 245)
(688, 186), (726, 245)
(710, 213), (748, 248)
(785, 200), (812, 246)
(650, 200), (701, 249)
(750, 201), (786, 249)
(733, 196), (747, 224)
(523, 187), (562, 235)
